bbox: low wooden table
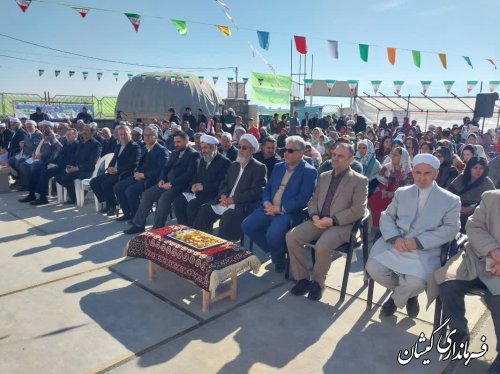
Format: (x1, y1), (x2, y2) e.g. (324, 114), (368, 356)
(124, 225), (261, 312)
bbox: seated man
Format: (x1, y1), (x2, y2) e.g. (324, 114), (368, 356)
(242, 136), (317, 272)
(10, 120), (42, 189)
(55, 123), (102, 204)
(253, 136), (281, 179)
(218, 132), (237, 161)
(193, 134), (267, 241)
(124, 131), (199, 234)
(366, 154), (461, 317)
(286, 143), (368, 301)
(114, 125), (168, 221)
(436, 190), (500, 374)
(90, 125), (140, 215)
(172, 134), (230, 227)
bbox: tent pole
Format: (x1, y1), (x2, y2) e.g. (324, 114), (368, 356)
(497, 109), (500, 131)
(235, 67), (239, 99)
(424, 110), (429, 131)
(310, 54), (313, 106)
(406, 94), (410, 117)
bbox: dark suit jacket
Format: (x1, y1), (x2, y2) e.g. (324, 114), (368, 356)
(23, 130), (43, 155)
(55, 140), (79, 169)
(109, 141), (141, 180)
(8, 128), (28, 157)
(0, 129), (14, 150)
(159, 146), (200, 193)
(137, 143), (169, 189)
(218, 145), (238, 162)
(215, 158), (267, 214)
(71, 137), (102, 177)
(191, 153), (231, 203)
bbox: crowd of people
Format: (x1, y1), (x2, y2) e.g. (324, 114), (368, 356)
(1, 106), (499, 373)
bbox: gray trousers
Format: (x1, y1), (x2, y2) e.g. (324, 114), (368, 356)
(366, 258), (426, 308)
(132, 185), (178, 229)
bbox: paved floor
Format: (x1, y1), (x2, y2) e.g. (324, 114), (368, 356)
(0, 189), (495, 373)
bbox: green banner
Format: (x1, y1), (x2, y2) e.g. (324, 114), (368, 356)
(251, 72), (291, 106)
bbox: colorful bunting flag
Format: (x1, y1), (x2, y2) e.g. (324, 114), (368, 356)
(155, 74), (161, 81)
(487, 59), (498, 70)
(124, 13), (141, 33)
(443, 80), (454, 93)
(69, 71), (75, 77)
(38, 69), (44, 77)
(438, 53), (447, 69)
(82, 72), (88, 80)
(141, 74), (147, 82)
(73, 7), (89, 18)
(421, 81), (432, 95)
(198, 76), (205, 84)
(217, 25), (231, 37)
(294, 35), (308, 55)
(170, 75), (177, 84)
(347, 80), (358, 96)
(250, 45), (277, 77)
(227, 77), (234, 86)
(215, 0), (230, 11)
(113, 72), (119, 81)
(387, 48), (396, 65)
(393, 80), (404, 95)
(224, 11), (237, 28)
(257, 31), (270, 50)
(304, 79), (313, 93)
(371, 80), (382, 95)
(327, 40), (339, 59)
(183, 76), (190, 87)
(127, 73), (133, 81)
(55, 70), (60, 77)
(257, 78), (264, 85)
(326, 79), (336, 92)
(16, 0), (32, 13)
(97, 72), (103, 81)
(412, 50), (421, 68)
(359, 44), (369, 62)
(490, 81), (500, 93)
(242, 77), (249, 85)
(463, 56), (473, 69)
(213, 76), (219, 85)
(171, 19), (187, 36)
(466, 81), (478, 93)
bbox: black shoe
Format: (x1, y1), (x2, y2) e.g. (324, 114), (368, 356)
(116, 214), (131, 222)
(381, 297), (397, 316)
(290, 279), (312, 296)
(489, 354), (500, 374)
(64, 199), (76, 205)
(127, 219), (134, 225)
(106, 206), (117, 216)
(124, 225), (145, 235)
(99, 205), (108, 213)
(307, 281), (324, 301)
(406, 296), (420, 318)
(19, 194), (36, 203)
(30, 197), (49, 206)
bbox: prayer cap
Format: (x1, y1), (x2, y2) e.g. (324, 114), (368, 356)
(132, 126), (143, 135)
(25, 120), (37, 126)
(0, 123), (6, 128)
(239, 134), (259, 154)
(200, 134), (219, 145)
(9, 117), (21, 124)
(412, 153), (440, 170)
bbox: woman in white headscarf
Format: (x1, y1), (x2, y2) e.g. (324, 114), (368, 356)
(356, 139), (382, 196)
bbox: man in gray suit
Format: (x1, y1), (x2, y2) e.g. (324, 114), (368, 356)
(366, 154), (461, 318)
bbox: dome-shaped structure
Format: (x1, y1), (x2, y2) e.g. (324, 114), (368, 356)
(116, 72), (222, 120)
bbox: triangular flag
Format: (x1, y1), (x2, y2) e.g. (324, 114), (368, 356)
(55, 70), (60, 77)
(421, 81), (432, 95)
(327, 40), (339, 59)
(170, 75), (177, 84)
(73, 7), (89, 18)
(438, 53), (447, 69)
(489, 81), (500, 93)
(326, 80), (336, 92)
(82, 72), (88, 80)
(294, 35), (308, 55)
(215, 0), (230, 11)
(141, 74), (147, 82)
(393, 80), (404, 95)
(155, 74), (161, 82)
(463, 56), (473, 69)
(257, 78), (264, 86)
(387, 48), (396, 65)
(127, 73), (133, 81)
(371, 80), (382, 95)
(198, 76), (205, 84)
(69, 71), (75, 77)
(183, 76), (190, 87)
(466, 81), (478, 93)
(257, 31), (270, 50)
(213, 76), (219, 84)
(124, 13), (141, 33)
(113, 72), (119, 81)
(486, 59), (498, 70)
(443, 80), (455, 93)
(217, 25), (231, 37)
(97, 72), (103, 81)
(224, 11), (237, 28)
(347, 80), (358, 96)
(227, 77), (234, 86)
(359, 44), (369, 62)
(16, 0), (31, 13)
(242, 77), (249, 85)
(38, 69), (44, 77)
(304, 79), (313, 93)
(412, 50), (421, 68)
(171, 19), (187, 36)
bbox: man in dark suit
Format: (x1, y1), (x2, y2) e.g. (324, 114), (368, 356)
(173, 134), (231, 227)
(124, 131), (200, 234)
(193, 134), (267, 241)
(218, 132), (238, 161)
(90, 125), (140, 215)
(0, 123), (14, 151)
(254, 136), (281, 179)
(29, 107), (49, 123)
(114, 125), (168, 221)
(242, 136), (318, 272)
(182, 107), (197, 132)
(6, 118), (26, 158)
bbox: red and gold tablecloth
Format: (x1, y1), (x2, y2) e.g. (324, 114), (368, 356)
(124, 225), (261, 291)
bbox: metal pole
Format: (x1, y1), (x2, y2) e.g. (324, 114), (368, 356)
(298, 54), (302, 100)
(481, 117), (485, 134)
(290, 39), (293, 100)
(235, 67), (239, 99)
(424, 110), (429, 132)
(310, 54), (314, 106)
(480, 81), (483, 93)
(406, 94), (410, 117)
(496, 109), (499, 131)
(376, 110), (380, 126)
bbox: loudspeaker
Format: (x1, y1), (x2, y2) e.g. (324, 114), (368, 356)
(474, 92), (499, 118)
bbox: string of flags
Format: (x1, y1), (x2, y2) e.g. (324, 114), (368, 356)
(13, 0), (498, 70)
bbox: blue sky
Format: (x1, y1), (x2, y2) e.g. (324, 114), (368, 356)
(0, 0), (499, 105)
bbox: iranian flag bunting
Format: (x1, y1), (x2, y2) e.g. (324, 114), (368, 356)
(155, 74), (161, 81)
(69, 71), (75, 77)
(38, 69), (44, 77)
(113, 72), (119, 81)
(124, 13), (141, 32)
(213, 76), (219, 84)
(73, 7), (89, 18)
(242, 77), (249, 85)
(326, 79), (336, 92)
(82, 72), (88, 80)
(443, 80), (455, 93)
(97, 72), (103, 81)
(170, 75), (177, 84)
(127, 73), (133, 81)
(257, 78), (264, 85)
(227, 77), (234, 86)
(347, 80), (358, 96)
(304, 79), (313, 93)
(421, 81), (432, 95)
(466, 81), (478, 93)
(16, 0), (32, 13)
(490, 81), (500, 93)
(198, 76), (204, 84)
(141, 74), (147, 82)
(55, 70), (61, 77)
(370, 80), (382, 94)
(393, 80), (404, 95)
(183, 76), (190, 87)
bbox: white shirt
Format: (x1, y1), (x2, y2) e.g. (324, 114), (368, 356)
(211, 164), (245, 215)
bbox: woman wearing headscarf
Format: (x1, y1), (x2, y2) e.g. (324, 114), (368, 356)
(473, 144), (488, 161)
(447, 157), (495, 233)
(453, 144), (475, 172)
(375, 135), (392, 163)
(356, 139), (382, 195)
(368, 147), (412, 227)
(434, 146), (458, 188)
(404, 136), (419, 161)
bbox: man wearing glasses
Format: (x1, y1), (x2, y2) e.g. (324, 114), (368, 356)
(242, 136), (317, 272)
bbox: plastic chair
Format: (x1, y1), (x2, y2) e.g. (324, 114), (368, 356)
(74, 153), (114, 209)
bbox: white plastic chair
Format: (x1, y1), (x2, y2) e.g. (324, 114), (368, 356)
(74, 153), (114, 209)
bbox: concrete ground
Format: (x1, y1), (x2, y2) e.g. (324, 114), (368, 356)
(0, 188), (496, 373)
